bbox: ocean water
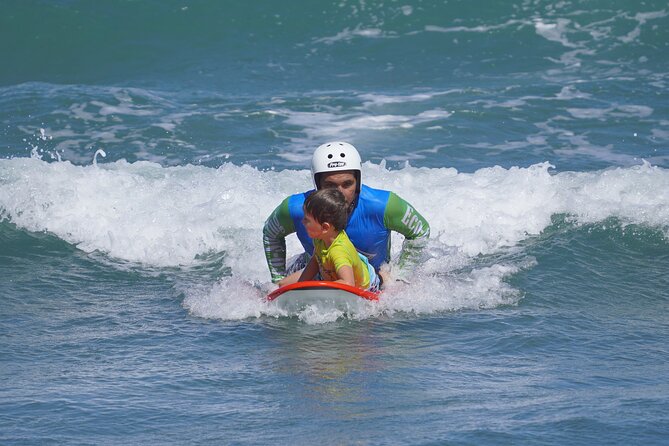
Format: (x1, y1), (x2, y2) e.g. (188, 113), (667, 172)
(1, 0), (668, 444)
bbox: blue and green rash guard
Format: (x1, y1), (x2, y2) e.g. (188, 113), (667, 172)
(263, 184), (430, 283)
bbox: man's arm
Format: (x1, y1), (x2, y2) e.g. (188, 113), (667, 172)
(383, 192), (430, 269)
(262, 198), (295, 283)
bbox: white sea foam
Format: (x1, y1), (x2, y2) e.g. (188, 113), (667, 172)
(554, 135), (638, 166)
(651, 128), (669, 141)
(25, 86), (203, 165)
(273, 107), (453, 158)
(1, 158), (668, 322)
(567, 105), (653, 120)
(534, 18), (578, 48)
(313, 26), (395, 45)
(556, 85), (592, 100)
(619, 10), (668, 44)
(425, 19), (527, 34)
(358, 90), (461, 107)
(473, 85), (593, 110)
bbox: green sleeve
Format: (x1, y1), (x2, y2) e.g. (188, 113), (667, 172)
(262, 198), (295, 283)
(384, 192), (430, 239)
(383, 192), (430, 269)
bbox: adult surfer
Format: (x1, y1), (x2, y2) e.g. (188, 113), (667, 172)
(263, 141), (430, 287)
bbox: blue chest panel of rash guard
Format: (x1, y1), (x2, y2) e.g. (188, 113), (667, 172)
(287, 185), (391, 270)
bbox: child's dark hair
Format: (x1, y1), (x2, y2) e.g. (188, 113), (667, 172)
(304, 188), (348, 231)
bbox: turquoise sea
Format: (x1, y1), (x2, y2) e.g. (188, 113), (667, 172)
(1, 1), (668, 444)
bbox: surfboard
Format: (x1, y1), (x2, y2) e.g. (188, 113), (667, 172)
(267, 281), (379, 313)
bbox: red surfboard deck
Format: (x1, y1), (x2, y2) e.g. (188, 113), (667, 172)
(267, 281), (379, 301)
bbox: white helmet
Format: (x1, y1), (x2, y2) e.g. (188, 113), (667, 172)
(311, 141), (362, 192)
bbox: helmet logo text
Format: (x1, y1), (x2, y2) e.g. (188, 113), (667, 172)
(327, 161), (346, 168)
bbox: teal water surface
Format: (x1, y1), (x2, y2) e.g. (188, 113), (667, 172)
(1, 1), (669, 444)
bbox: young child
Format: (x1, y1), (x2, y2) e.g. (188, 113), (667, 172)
(298, 188), (380, 291)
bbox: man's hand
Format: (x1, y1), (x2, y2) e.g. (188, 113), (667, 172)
(277, 270), (302, 287)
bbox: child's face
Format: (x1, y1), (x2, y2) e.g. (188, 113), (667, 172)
(302, 211), (326, 239)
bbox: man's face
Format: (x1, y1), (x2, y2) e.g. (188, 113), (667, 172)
(319, 171), (357, 205)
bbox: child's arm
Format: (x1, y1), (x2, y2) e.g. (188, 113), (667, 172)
(335, 265), (356, 287)
(297, 256), (319, 282)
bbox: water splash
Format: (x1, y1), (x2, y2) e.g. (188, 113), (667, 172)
(93, 148), (107, 167)
(1, 157), (667, 322)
